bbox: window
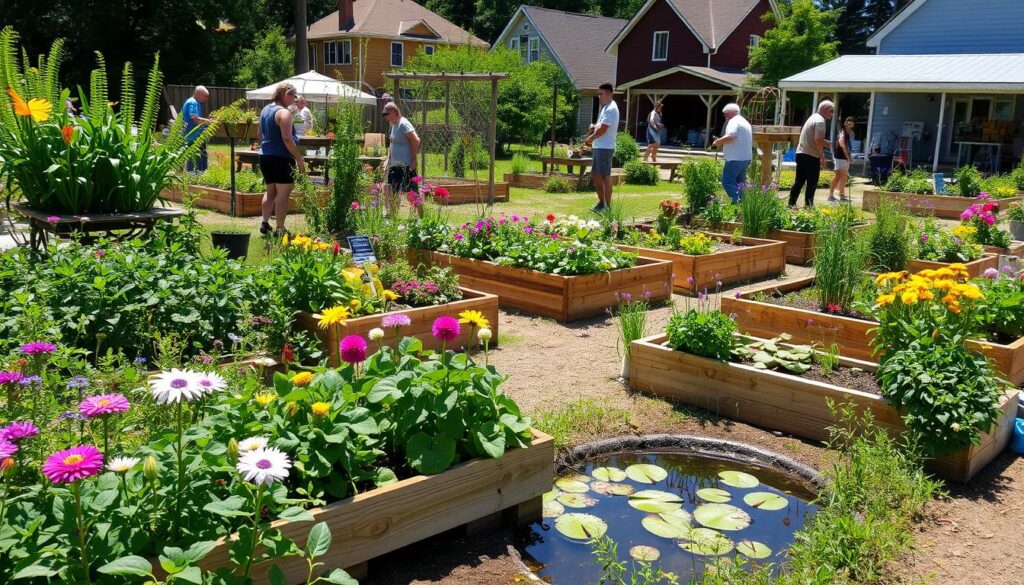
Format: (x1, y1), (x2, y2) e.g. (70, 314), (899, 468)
(529, 37), (540, 63)
(308, 45), (317, 71)
(424, 44), (435, 56)
(652, 31), (669, 61)
(519, 35), (529, 61)
(749, 34), (761, 48)
(391, 42), (404, 67)
(509, 37), (519, 53)
(323, 40), (351, 65)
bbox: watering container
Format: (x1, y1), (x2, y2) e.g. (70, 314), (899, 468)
(1013, 418), (1024, 455)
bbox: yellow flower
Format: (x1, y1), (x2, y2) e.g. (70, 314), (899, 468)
(254, 391), (276, 406)
(947, 301), (962, 314)
(919, 289), (935, 301)
(877, 293), (896, 306)
(349, 299), (363, 312)
(959, 286), (984, 300)
(290, 372), (314, 387)
(948, 263), (969, 278)
(874, 271), (906, 286)
(318, 305), (351, 329)
(381, 289), (398, 302)
(311, 402), (331, 416)
(282, 233), (290, 246)
(953, 225), (977, 240)
(458, 309), (490, 329)
(341, 267), (364, 283)
(8, 89), (52, 122)
(900, 291), (920, 305)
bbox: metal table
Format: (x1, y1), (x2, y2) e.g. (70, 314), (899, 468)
(13, 204), (186, 252)
(956, 141), (1004, 173)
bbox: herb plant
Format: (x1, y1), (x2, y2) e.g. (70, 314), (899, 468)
(955, 165), (983, 198)
(815, 211), (868, 311)
(739, 184), (784, 238)
(867, 195), (913, 272)
(665, 309), (736, 361)
(682, 158), (721, 215)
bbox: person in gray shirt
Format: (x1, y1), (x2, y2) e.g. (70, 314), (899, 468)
(382, 102), (420, 213)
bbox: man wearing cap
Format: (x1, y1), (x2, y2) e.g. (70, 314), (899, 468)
(181, 85), (211, 172)
(382, 102), (419, 213)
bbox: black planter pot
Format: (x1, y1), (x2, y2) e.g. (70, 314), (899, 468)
(211, 232), (250, 260)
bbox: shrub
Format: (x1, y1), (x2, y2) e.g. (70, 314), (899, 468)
(916, 220), (984, 262)
(612, 132), (641, 167)
(977, 275), (1024, 340)
(778, 169), (836, 189)
(622, 159), (659, 185)
(678, 232), (715, 255)
(699, 197), (739, 225)
(543, 176), (574, 193)
(509, 152), (530, 174)
(955, 165), (983, 198)
(683, 158), (721, 214)
(883, 169), (933, 194)
(665, 309), (736, 360)
(815, 210), (868, 311)
(194, 163), (265, 193)
(867, 195), (913, 272)
(1013, 160), (1024, 191)
(449, 136), (489, 178)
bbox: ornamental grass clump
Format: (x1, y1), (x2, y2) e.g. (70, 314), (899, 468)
(867, 195), (913, 272)
(738, 183), (784, 238)
(815, 211), (869, 312)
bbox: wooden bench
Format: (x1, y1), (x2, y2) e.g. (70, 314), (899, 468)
(642, 160), (681, 181)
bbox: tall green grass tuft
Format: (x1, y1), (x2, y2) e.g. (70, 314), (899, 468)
(815, 208), (868, 310)
(740, 185), (783, 238)
(510, 151), (531, 175)
(867, 195), (913, 272)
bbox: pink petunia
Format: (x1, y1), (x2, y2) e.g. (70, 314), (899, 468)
(42, 445), (104, 484)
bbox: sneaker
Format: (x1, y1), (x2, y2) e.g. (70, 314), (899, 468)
(273, 228), (288, 239)
(259, 221), (271, 235)
(840, 196), (851, 202)
(827, 195), (839, 203)
(590, 203), (606, 213)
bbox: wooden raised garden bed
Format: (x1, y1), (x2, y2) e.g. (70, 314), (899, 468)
(720, 276), (1024, 385)
(196, 430), (554, 584)
(906, 253), (998, 278)
(293, 287), (499, 367)
(502, 172), (622, 189)
(629, 334), (1018, 483)
(862, 188), (1024, 220)
(711, 221), (870, 265)
(431, 180), (511, 204)
(983, 242), (1024, 257)
(162, 184), (306, 217)
(616, 232), (785, 294)
(410, 250), (672, 322)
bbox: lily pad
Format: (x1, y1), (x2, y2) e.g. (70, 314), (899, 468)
(718, 470), (759, 489)
(542, 501), (565, 518)
(680, 528), (734, 556)
(557, 493), (598, 509)
(542, 488), (560, 503)
(743, 492), (788, 511)
(605, 483), (636, 496)
(553, 513), (608, 541)
(625, 463), (668, 484)
(555, 479), (590, 493)
(561, 473), (590, 483)
(696, 488), (732, 503)
(591, 466), (627, 482)
(660, 508), (693, 527)
(642, 514), (691, 539)
(736, 540), (772, 559)
(629, 545), (661, 562)
(694, 504), (752, 531)
(628, 490), (684, 513)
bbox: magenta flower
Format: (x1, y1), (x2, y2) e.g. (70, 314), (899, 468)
(453, 233), (464, 241)
(338, 335), (368, 364)
(381, 313), (412, 328)
(20, 341), (57, 355)
(351, 201), (361, 210)
(46, 216), (60, 223)
(920, 234), (929, 243)
(1, 421), (40, 442)
(984, 215), (995, 226)
(0, 440), (17, 459)
(410, 176), (423, 184)
(0, 371), (24, 386)
(78, 394), (130, 418)
(960, 210), (972, 221)
(431, 316), (461, 342)
(550, 233), (558, 240)
(42, 445), (104, 484)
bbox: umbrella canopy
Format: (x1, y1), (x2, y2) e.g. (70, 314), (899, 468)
(246, 71), (377, 105)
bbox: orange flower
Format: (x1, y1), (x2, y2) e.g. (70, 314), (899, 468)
(61, 125), (73, 144)
(7, 87), (52, 122)
(7, 87), (28, 115)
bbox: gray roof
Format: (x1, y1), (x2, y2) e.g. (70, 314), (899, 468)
(521, 6), (627, 91)
(669, 0), (762, 49)
(780, 53), (1024, 92)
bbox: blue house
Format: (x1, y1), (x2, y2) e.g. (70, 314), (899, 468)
(779, 0), (1024, 172)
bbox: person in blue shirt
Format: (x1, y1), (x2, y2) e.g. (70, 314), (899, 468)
(257, 82), (306, 236)
(181, 86), (211, 172)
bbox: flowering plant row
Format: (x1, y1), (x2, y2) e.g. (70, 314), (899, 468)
(959, 196), (1013, 248)
(916, 219), (985, 263)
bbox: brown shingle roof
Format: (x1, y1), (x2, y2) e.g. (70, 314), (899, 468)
(308, 0), (487, 46)
(521, 6), (627, 91)
(669, 0), (762, 49)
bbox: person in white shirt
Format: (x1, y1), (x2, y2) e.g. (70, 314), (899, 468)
(711, 103), (753, 202)
(583, 82), (619, 212)
(642, 101), (664, 162)
(293, 96), (314, 136)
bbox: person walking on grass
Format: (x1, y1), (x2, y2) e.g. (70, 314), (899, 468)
(382, 101), (420, 215)
(788, 100), (834, 208)
(712, 103), (753, 202)
(642, 102), (664, 162)
(584, 82), (619, 212)
(258, 82), (306, 237)
(829, 116), (855, 202)
(182, 85), (211, 173)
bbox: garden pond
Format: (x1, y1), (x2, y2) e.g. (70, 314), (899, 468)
(518, 451), (817, 583)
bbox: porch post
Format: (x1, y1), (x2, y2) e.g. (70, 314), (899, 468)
(933, 92), (947, 173)
(862, 90), (876, 174)
(779, 88), (787, 124)
(625, 88), (631, 138)
(812, 91), (819, 109)
(831, 91), (841, 143)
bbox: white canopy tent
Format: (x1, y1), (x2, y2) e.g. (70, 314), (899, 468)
(245, 71), (377, 105)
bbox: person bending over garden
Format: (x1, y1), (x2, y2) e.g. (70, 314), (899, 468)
(181, 85), (211, 173)
(584, 82), (619, 213)
(712, 103), (753, 202)
(788, 100), (834, 208)
(382, 101), (420, 215)
(258, 82), (306, 237)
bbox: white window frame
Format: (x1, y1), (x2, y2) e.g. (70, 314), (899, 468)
(308, 45), (317, 71)
(518, 35), (529, 61)
(323, 40), (352, 66)
(528, 37), (540, 62)
(652, 31), (669, 62)
(509, 37), (519, 53)
(391, 42), (404, 67)
(323, 42), (336, 66)
(424, 44), (435, 56)
(749, 34), (761, 48)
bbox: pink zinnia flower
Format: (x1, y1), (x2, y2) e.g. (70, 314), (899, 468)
(78, 394), (130, 418)
(433, 187), (449, 199)
(0, 371), (24, 386)
(381, 313), (412, 328)
(960, 210), (972, 221)
(46, 216), (60, 223)
(42, 445), (104, 484)
(984, 215), (995, 225)
(351, 201), (361, 210)
(0, 440), (17, 459)
(431, 316), (461, 342)
(339, 335), (368, 364)
(410, 176), (423, 184)
(20, 341), (57, 355)
(1, 421), (40, 442)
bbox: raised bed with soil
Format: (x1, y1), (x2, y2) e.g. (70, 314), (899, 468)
(906, 253), (998, 278)
(162, 184), (306, 217)
(410, 250), (672, 322)
(629, 333), (1018, 483)
(709, 221), (870, 265)
(983, 242), (1024, 257)
(720, 276), (1024, 384)
(293, 287), (499, 367)
(502, 172), (622, 189)
(862, 188), (1024, 220)
(194, 430), (554, 584)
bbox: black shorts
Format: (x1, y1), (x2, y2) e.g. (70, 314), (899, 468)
(388, 165), (413, 194)
(260, 155), (296, 185)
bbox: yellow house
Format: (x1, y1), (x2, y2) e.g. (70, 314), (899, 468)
(306, 0), (488, 94)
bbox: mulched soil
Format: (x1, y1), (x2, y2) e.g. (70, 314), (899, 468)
(769, 288), (876, 321)
(801, 363), (881, 396)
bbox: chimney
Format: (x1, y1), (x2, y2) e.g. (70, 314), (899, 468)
(339, 0), (355, 30)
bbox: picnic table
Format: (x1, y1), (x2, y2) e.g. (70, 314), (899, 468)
(642, 160), (681, 181)
(13, 203), (185, 252)
(540, 155), (593, 176)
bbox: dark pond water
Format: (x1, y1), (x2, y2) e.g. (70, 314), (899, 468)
(517, 451), (818, 584)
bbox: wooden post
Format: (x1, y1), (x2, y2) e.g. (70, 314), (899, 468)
(550, 83), (557, 160)
(488, 77), (498, 205)
(830, 91), (840, 144)
(420, 80), (428, 178)
(933, 92), (947, 172)
(443, 83), (450, 173)
(780, 88), (787, 124)
(862, 90), (875, 174)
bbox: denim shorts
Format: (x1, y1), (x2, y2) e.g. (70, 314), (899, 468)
(592, 148), (613, 176)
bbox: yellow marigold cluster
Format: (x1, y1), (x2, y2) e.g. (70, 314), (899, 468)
(311, 402), (331, 417)
(952, 225), (977, 240)
(874, 264), (981, 313)
(290, 371), (314, 387)
(283, 233), (331, 252)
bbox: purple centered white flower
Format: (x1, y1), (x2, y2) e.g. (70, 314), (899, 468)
(236, 447), (291, 485)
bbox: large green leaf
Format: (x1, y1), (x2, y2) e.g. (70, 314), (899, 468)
(305, 522), (332, 558)
(743, 492), (789, 511)
(736, 540), (772, 559)
(203, 496), (249, 518)
(718, 470), (759, 489)
(553, 513), (608, 540)
(679, 528), (734, 556)
(591, 466), (627, 482)
(625, 463), (668, 484)
(556, 493), (597, 509)
(696, 488), (732, 503)
(629, 545), (661, 561)
(641, 513), (690, 539)
(97, 555), (153, 577)
(406, 432), (457, 474)
(555, 478), (589, 493)
(694, 504), (752, 531)
(628, 489), (684, 513)
(542, 501), (565, 518)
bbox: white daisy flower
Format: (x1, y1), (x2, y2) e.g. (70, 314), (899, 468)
(192, 371), (227, 395)
(237, 436), (269, 453)
(107, 456), (141, 474)
(149, 368), (204, 404)
(236, 447), (292, 485)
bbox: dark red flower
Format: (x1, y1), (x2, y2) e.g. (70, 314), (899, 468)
(281, 343), (294, 364)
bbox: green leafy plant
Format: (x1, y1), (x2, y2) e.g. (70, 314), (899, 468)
(449, 135), (489, 178)
(682, 158), (721, 215)
(677, 232), (715, 255)
(882, 169), (934, 194)
(815, 211), (868, 311)
(698, 197), (739, 225)
(739, 184), (784, 237)
(867, 195), (913, 271)
(1007, 201), (1024, 222)
(591, 535), (680, 585)
(959, 198), (1012, 248)
(209, 103), (260, 125)
(955, 165), (983, 198)
(325, 98), (367, 236)
(612, 131), (641, 167)
(665, 309), (736, 361)
(543, 176), (574, 193)
(1012, 159), (1024, 191)
(623, 160), (659, 185)
(916, 220), (984, 263)
(977, 274), (1024, 340)
(734, 333), (813, 374)
(509, 152), (530, 175)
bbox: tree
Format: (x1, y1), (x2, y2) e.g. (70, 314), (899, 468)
(819, 0), (910, 54)
(235, 26), (295, 88)
(294, 0), (308, 73)
(748, 0), (840, 87)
